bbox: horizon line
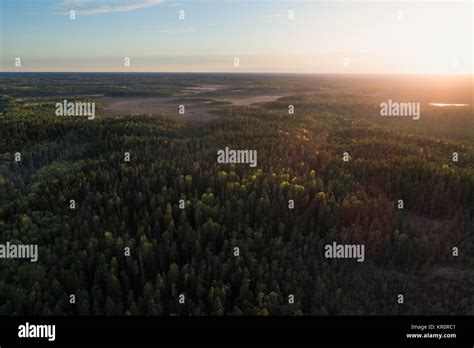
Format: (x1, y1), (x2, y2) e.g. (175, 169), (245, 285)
(1, 71), (473, 77)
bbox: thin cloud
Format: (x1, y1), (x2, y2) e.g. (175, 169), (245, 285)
(262, 13), (284, 19)
(139, 26), (198, 34)
(56, 0), (165, 15)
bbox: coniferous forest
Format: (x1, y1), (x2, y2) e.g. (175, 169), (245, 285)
(1, 73), (473, 316)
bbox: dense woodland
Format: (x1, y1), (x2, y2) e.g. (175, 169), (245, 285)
(0, 74), (473, 315)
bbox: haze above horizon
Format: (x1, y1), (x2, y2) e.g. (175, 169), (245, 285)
(1, 0), (472, 74)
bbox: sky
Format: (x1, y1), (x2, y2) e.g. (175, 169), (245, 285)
(0, 0), (472, 74)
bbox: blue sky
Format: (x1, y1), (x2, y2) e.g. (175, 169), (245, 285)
(0, 0), (472, 73)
